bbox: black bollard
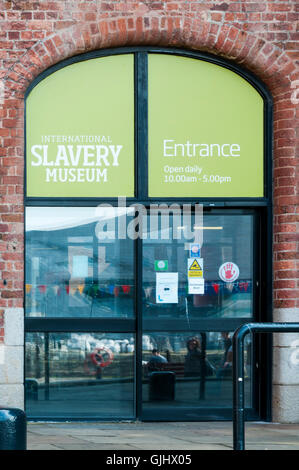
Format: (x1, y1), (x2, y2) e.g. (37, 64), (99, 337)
(0, 408), (27, 450)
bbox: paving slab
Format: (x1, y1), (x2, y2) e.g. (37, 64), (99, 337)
(27, 421), (299, 451)
(54, 444), (138, 450)
(29, 444), (62, 450)
(245, 444), (299, 450)
(129, 444), (231, 450)
(78, 436), (169, 444)
(27, 435), (85, 445)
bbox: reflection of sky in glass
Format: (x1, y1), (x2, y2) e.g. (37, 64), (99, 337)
(26, 207), (134, 232)
(25, 207), (135, 318)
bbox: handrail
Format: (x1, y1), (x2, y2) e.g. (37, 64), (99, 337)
(232, 322), (299, 450)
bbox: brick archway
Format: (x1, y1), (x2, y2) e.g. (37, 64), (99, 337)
(3, 17), (297, 96)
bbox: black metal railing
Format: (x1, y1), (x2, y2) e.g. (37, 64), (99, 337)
(233, 322), (299, 450)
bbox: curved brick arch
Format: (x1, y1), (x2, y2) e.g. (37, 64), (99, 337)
(3, 16), (297, 98)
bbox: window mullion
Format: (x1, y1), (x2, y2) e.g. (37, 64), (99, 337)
(135, 51), (148, 200)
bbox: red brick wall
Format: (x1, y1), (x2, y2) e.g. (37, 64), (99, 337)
(0, 1), (298, 326)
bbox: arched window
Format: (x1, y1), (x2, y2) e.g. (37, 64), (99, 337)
(25, 48), (272, 422)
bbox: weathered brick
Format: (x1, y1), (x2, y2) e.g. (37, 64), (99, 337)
(276, 290), (299, 300)
(276, 270), (299, 280)
(274, 242), (297, 252)
(274, 280), (296, 289)
(274, 299), (296, 308)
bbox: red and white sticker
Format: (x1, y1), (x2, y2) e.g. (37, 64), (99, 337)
(218, 262), (239, 283)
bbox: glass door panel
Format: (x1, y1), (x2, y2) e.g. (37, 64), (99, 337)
(141, 210), (257, 419)
(142, 331), (252, 413)
(143, 212), (254, 323)
(25, 207), (135, 318)
(26, 332), (135, 419)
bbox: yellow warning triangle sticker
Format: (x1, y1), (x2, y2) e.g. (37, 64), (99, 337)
(190, 259), (201, 270)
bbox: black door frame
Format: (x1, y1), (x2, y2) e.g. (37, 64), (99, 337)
(24, 47), (273, 422)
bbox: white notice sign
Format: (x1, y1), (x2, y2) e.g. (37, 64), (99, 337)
(156, 272), (178, 304)
(188, 278), (205, 295)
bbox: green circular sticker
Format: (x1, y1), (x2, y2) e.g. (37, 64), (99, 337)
(157, 261), (166, 269)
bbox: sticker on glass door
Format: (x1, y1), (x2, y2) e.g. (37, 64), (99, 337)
(156, 272), (178, 303)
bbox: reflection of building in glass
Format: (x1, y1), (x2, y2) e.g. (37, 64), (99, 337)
(26, 208), (134, 318)
(25, 332), (135, 419)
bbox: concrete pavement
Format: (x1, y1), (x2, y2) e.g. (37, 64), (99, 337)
(27, 421), (299, 450)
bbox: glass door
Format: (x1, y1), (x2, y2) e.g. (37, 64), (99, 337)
(141, 209), (258, 420)
(25, 205), (260, 420)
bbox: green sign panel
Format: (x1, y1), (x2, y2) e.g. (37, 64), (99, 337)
(155, 260), (169, 271)
(26, 54), (134, 197)
(148, 55), (264, 198)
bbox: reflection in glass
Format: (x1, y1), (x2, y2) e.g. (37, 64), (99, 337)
(142, 332), (252, 410)
(143, 214), (254, 320)
(25, 333), (135, 418)
(25, 207), (134, 318)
